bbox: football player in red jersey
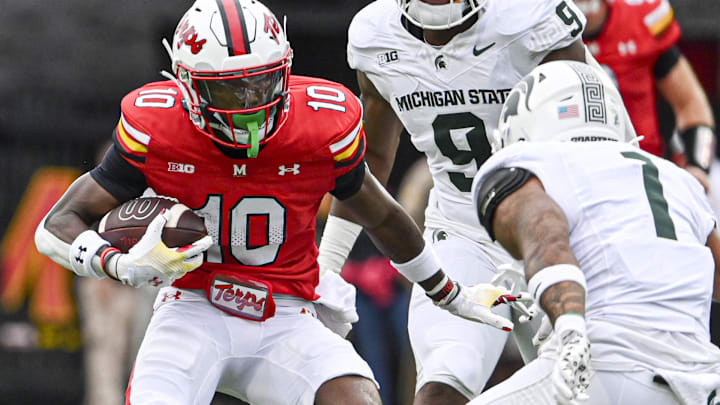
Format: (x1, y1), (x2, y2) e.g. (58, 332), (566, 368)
(577, 0), (716, 190)
(33, 0), (527, 404)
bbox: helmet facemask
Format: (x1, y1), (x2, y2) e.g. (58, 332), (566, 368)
(182, 58), (290, 157)
(398, 0), (487, 30)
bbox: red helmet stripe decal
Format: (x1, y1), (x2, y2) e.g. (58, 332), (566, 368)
(216, 0), (251, 56)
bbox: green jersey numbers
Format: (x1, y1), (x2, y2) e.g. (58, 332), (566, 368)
(432, 112), (492, 192)
(621, 152), (677, 240)
(556, 0), (584, 38)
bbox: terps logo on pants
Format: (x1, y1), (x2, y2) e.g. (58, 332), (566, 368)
(175, 18), (206, 54)
(207, 276), (276, 321)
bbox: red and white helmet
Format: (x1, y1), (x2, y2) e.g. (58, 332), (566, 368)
(397, 0), (488, 30)
(163, 0), (292, 157)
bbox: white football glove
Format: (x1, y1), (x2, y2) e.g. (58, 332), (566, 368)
(552, 314), (592, 404)
(491, 262), (537, 323)
(435, 282), (532, 331)
(314, 271), (359, 338)
(107, 209), (213, 288)
(532, 311), (554, 348)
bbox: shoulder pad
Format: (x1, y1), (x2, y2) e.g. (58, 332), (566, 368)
(474, 167), (533, 240)
(347, 0), (404, 73)
(348, 0), (395, 49)
(115, 81), (183, 165)
(640, 0), (676, 37)
(491, 0), (562, 36)
(289, 76), (364, 153)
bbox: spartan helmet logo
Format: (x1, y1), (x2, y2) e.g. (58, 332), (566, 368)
(434, 55), (447, 70)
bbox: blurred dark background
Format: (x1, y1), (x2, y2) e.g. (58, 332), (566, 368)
(0, 1), (718, 404)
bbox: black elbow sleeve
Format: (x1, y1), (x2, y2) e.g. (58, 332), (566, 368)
(474, 167), (533, 240)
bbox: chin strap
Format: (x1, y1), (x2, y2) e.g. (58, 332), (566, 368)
(247, 121), (260, 158)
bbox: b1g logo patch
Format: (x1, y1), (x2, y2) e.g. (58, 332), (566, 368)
(377, 50), (399, 66)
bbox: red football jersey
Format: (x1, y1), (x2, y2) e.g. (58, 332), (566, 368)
(583, 0), (681, 157)
(112, 75), (366, 300)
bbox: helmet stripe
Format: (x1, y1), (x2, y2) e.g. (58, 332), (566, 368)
(216, 0), (251, 56)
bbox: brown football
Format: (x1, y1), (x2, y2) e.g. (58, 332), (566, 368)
(98, 197), (208, 253)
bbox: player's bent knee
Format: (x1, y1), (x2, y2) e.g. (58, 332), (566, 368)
(315, 375), (381, 405)
(414, 382), (469, 405)
(420, 343), (492, 398)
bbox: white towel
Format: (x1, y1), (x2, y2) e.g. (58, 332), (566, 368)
(314, 271), (359, 338)
(654, 367), (720, 405)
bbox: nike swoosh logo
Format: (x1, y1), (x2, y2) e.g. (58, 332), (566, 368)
(473, 42), (496, 57)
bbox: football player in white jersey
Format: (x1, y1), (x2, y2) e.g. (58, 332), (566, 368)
(316, 0), (633, 403)
(470, 60), (720, 405)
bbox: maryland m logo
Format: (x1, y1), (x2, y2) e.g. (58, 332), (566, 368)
(0, 168), (82, 350)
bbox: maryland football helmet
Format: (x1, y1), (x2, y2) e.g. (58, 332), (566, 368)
(397, 0), (488, 30)
(163, 0), (292, 157)
(492, 61), (632, 151)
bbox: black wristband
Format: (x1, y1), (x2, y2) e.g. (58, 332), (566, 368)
(679, 126), (715, 173)
(426, 278), (455, 302)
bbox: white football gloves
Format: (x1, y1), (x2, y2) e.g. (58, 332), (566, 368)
(314, 271), (359, 338)
(435, 282), (532, 331)
(552, 314), (592, 404)
(106, 209), (213, 288)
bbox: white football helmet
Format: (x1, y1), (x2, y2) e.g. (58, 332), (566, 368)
(492, 60), (632, 152)
(397, 0), (487, 30)
(163, 0), (292, 157)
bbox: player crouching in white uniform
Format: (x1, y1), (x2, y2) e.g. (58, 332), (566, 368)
(470, 60), (720, 405)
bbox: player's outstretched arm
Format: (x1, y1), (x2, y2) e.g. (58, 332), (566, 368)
(339, 169), (520, 331)
(479, 174), (590, 403)
(489, 176), (584, 321)
(658, 55), (716, 191)
(317, 71), (405, 276)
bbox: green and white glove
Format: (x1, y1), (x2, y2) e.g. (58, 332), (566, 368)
(552, 314), (592, 404)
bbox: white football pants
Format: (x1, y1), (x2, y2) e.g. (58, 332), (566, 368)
(126, 287), (376, 405)
(408, 227), (515, 399)
(468, 357), (681, 404)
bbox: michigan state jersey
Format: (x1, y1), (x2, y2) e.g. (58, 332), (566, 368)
(348, 0), (585, 241)
(475, 141), (716, 338)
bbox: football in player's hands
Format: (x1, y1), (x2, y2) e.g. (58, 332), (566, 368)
(97, 197), (207, 252)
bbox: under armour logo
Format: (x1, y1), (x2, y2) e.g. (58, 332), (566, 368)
(75, 246), (87, 263)
(617, 40), (637, 56)
(149, 277), (164, 287)
(162, 291), (182, 302)
(278, 164), (300, 176)
(434, 55), (447, 70)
